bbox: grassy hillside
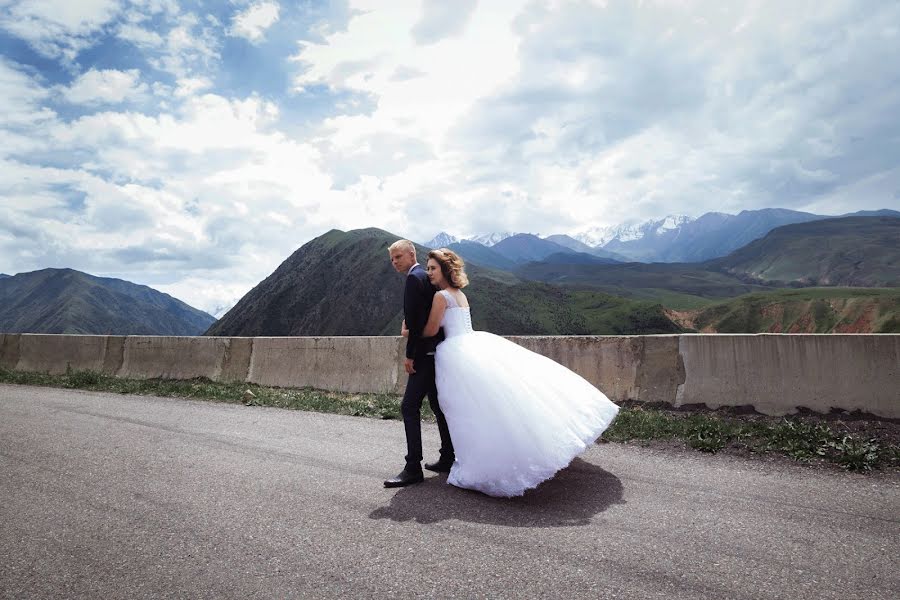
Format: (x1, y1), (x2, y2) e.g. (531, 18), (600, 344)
(570, 292), (685, 334)
(710, 216), (900, 286)
(672, 288), (900, 333)
(514, 261), (773, 307)
(0, 269), (215, 335)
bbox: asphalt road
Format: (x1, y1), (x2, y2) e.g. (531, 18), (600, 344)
(1, 384), (898, 599)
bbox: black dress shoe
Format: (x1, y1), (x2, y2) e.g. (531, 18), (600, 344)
(424, 458), (454, 473)
(383, 468), (424, 488)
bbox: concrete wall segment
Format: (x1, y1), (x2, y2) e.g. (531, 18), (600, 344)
(677, 334), (900, 418)
(14, 334), (108, 375)
(119, 336), (231, 380)
(248, 336), (405, 394)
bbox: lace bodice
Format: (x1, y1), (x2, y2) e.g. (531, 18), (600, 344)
(438, 289), (474, 339)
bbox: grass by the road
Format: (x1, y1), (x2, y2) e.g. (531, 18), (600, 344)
(2, 367), (897, 473)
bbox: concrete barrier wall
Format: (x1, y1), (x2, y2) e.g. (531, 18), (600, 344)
(1, 333), (897, 418)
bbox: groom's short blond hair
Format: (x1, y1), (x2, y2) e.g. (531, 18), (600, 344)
(388, 239), (416, 256)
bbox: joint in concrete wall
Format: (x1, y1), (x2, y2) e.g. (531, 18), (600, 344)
(673, 341), (686, 407)
(102, 336), (126, 376)
(0, 334), (21, 370)
(219, 337), (253, 383)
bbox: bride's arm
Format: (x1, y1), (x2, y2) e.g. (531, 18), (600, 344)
(422, 293), (447, 338)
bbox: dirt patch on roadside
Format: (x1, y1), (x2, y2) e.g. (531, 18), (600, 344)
(614, 400), (900, 477)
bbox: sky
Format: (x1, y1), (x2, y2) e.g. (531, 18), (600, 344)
(1, 0), (899, 315)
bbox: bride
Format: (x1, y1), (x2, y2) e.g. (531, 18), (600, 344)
(417, 248), (619, 497)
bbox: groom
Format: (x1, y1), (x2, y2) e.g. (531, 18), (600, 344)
(384, 239), (455, 487)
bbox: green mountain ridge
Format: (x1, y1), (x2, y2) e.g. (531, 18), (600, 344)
(0, 268), (215, 335)
(709, 216), (900, 287)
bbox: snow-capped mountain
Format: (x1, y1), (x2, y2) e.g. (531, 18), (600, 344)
(572, 226), (619, 248)
(423, 232), (459, 248)
(574, 215), (693, 248)
(467, 232), (518, 247)
(655, 215), (693, 235)
(421, 209), (898, 265)
(211, 302), (238, 320)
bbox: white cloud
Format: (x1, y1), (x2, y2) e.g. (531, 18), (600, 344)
(292, 0), (526, 196)
(116, 22), (164, 47)
(173, 76), (213, 97)
(149, 12), (221, 78)
(228, 1), (280, 44)
(0, 58), (55, 127)
(0, 0), (122, 61)
(62, 68), (148, 105)
(411, 0), (477, 45)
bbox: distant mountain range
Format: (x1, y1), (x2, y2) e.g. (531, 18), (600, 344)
(0, 269), (215, 335)
(207, 228), (681, 337)
(3, 213), (896, 339)
(426, 208), (900, 264)
(446, 240), (517, 271)
(0, 274), (10, 280)
(441, 233), (625, 266)
(425, 231), (520, 248)
(542, 235), (628, 261)
(515, 216), (900, 305)
(209, 216), (898, 337)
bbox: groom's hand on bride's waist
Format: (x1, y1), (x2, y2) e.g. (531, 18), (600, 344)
(404, 358), (416, 374)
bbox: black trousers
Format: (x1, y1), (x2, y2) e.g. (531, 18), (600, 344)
(401, 354), (454, 469)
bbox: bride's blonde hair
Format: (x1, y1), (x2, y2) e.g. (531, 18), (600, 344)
(428, 248), (469, 288)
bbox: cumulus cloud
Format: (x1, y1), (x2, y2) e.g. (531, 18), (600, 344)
(0, 0), (122, 61)
(0, 58), (55, 127)
(149, 12), (221, 78)
(228, 1), (280, 44)
(61, 68), (149, 105)
(116, 22), (164, 48)
(411, 0), (477, 45)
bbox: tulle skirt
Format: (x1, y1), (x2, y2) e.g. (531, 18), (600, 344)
(435, 332), (619, 497)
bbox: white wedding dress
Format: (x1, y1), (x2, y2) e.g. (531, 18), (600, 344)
(434, 289), (620, 497)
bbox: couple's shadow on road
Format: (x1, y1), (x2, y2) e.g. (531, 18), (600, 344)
(369, 458), (624, 528)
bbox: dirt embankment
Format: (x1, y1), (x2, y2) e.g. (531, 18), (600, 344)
(668, 294), (897, 333)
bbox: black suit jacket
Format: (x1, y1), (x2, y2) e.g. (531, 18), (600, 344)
(404, 264), (443, 361)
